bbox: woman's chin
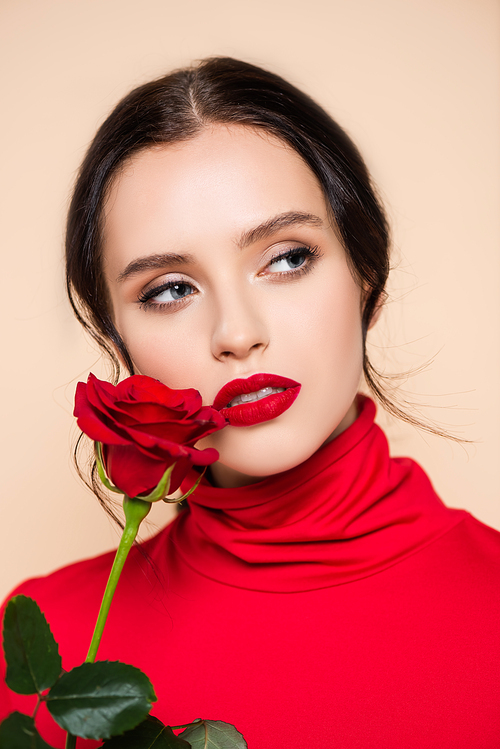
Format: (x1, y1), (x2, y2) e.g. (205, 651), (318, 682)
(198, 394), (361, 488)
(208, 462), (266, 489)
(205, 436), (321, 488)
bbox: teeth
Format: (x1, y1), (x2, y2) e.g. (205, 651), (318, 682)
(228, 387), (285, 408)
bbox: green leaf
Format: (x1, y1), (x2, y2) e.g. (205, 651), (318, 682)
(0, 712), (57, 749)
(46, 661), (156, 740)
(101, 715), (191, 748)
(3, 596), (62, 695)
(179, 720), (247, 749)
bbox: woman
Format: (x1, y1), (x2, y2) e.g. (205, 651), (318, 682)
(1, 57), (499, 747)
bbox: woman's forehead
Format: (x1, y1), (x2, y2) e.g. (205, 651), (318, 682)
(110, 125), (321, 195)
(102, 124), (330, 262)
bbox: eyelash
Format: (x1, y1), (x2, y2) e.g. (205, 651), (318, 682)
(265, 245), (321, 277)
(137, 281), (196, 310)
(137, 245), (321, 311)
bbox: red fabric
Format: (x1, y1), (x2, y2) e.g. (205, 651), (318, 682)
(173, 397), (466, 591)
(2, 396), (500, 747)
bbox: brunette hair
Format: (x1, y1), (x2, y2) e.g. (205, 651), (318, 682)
(66, 56), (394, 406)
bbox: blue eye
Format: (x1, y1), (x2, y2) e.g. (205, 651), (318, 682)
(138, 281), (196, 308)
(267, 246), (320, 275)
(269, 252), (307, 272)
(154, 283), (194, 302)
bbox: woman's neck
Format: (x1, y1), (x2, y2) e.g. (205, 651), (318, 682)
(209, 399), (359, 489)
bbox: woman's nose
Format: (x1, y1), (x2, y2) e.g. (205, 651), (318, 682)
(211, 289), (269, 361)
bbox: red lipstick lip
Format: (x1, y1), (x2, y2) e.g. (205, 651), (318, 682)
(213, 373), (301, 427)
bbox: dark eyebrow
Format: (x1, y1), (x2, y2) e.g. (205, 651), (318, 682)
(236, 211), (324, 249)
(116, 212), (323, 282)
(116, 252), (196, 282)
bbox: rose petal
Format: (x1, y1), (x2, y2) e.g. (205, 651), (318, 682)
(75, 374), (226, 498)
(104, 444), (171, 498)
(74, 383), (131, 445)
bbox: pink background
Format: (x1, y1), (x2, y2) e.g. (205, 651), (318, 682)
(0, 0), (498, 602)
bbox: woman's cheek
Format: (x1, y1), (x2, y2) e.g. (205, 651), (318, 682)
(124, 324), (212, 396)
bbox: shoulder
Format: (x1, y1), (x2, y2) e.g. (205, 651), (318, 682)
(443, 512), (500, 578)
(0, 521), (176, 675)
(0, 548), (118, 648)
(4, 548), (115, 607)
(445, 513), (500, 562)
(9, 551), (115, 597)
(1, 520), (176, 623)
(400, 512), (500, 603)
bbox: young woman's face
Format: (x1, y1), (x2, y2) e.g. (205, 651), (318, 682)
(102, 125), (365, 487)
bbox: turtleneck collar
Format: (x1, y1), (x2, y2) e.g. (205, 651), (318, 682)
(172, 396), (467, 592)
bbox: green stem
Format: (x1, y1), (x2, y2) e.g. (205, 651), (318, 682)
(85, 496), (151, 663)
(64, 496), (151, 748)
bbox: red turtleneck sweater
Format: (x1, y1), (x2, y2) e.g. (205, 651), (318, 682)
(1, 397), (500, 747)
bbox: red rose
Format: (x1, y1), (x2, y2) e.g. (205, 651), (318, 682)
(74, 374), (226, 498)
